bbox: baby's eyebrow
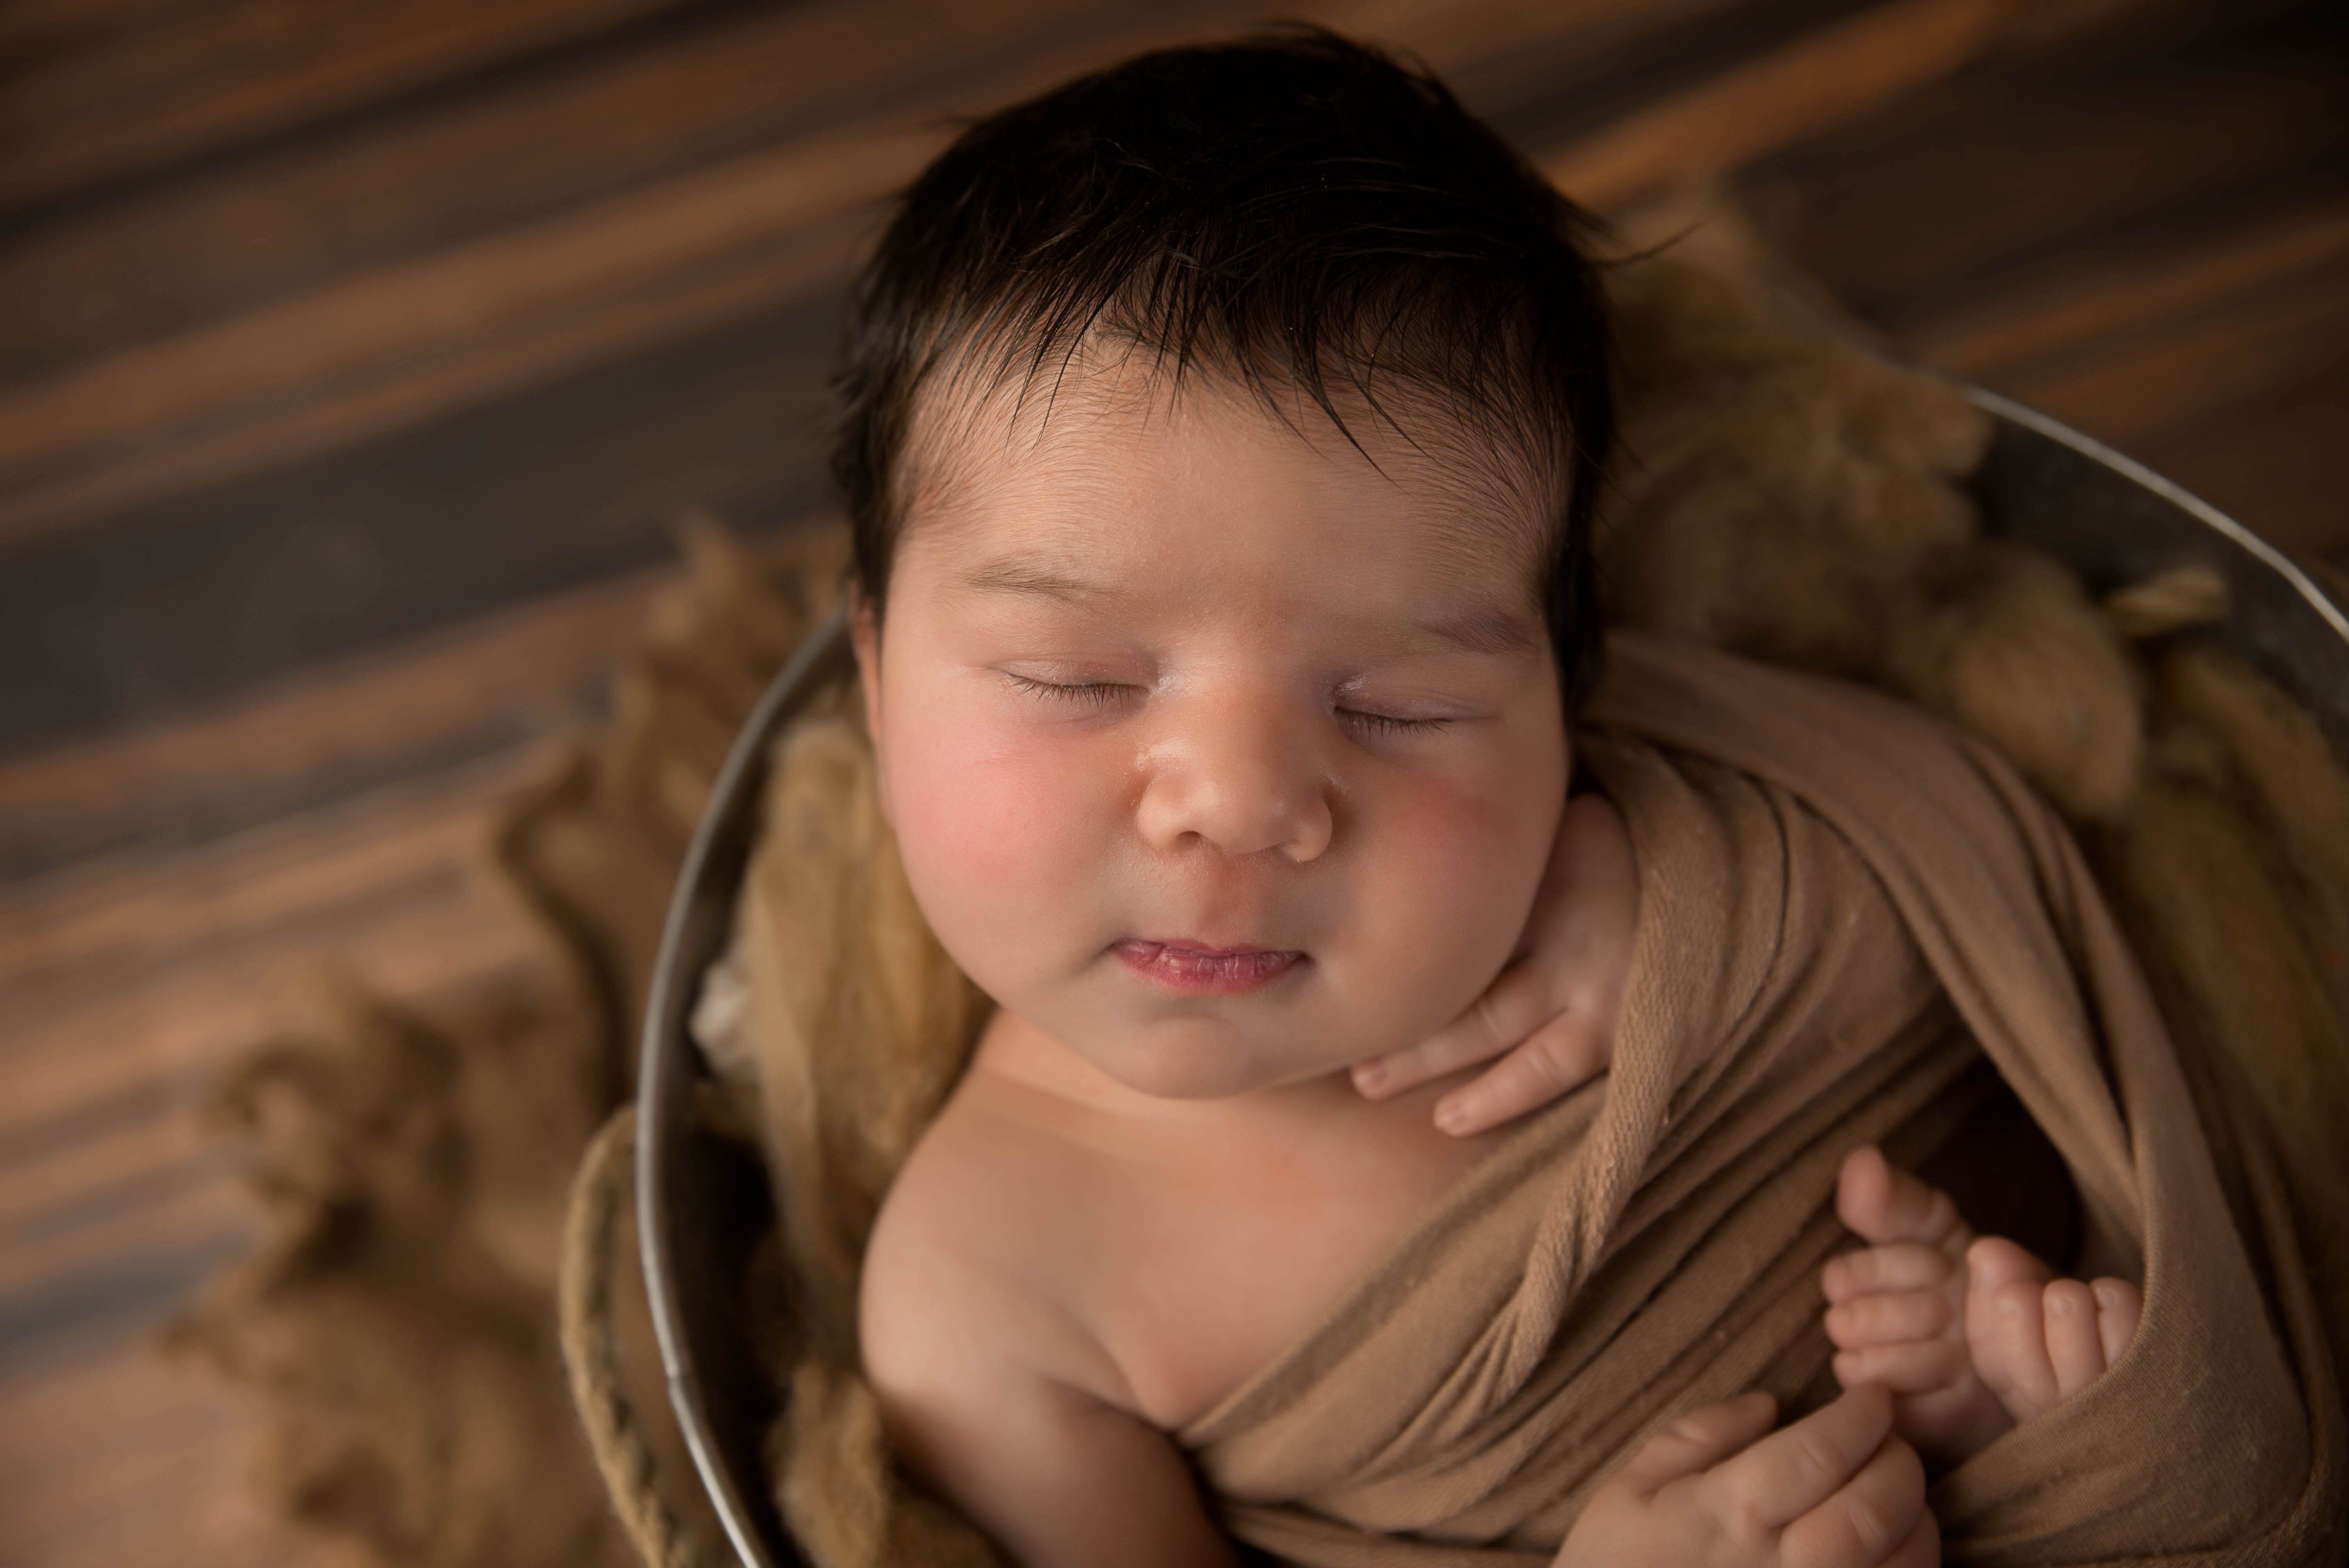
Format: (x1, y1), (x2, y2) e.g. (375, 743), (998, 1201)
(1408, 605), (1542, 658)
(957, 558), (1100, 603)
(956, 555), (1538, 655)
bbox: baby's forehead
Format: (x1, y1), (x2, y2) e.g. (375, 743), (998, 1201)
(902, 347), (1559, 571)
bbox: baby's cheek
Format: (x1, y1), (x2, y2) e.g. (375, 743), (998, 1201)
(891, 733), (1045, 885)
(1361, 766), (1558, 987)
(882, 705), (1110, 963)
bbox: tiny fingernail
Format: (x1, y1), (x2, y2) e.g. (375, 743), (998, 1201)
(1352, 1063), (1383, 1091)
(1434, 1103), (1471, 1135)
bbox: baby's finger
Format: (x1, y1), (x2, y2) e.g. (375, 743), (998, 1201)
(1709, 1384), (1895, 1530)
(2042, 1281), (2107, 1400)
(1979, 1280), (2061, 1418)
(1777, 1434), (1926, 1568)
(1965, 1235), (2054, 1294)
(1430, 1013), (1608, 1136)
(1880, 1506), (1943, 1568)
(1836, 1147), (1971, 1257)
(1965, 1237), (2057, 1417)
(2092, 1278), (2142, 1367)
(1351, 965), (1550, 1100)
(1821, 1244), (1954, 1305)
(1613, 1392), (1779, 1493)
(1825, 1290), (1953, 1350)
(1832, 1340), (1967, 1395)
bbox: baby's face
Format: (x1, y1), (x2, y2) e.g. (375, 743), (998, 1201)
(855, 362), (1569, 1100)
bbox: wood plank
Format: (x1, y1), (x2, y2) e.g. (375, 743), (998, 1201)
(0, 747), (561, 1568)
(0, 748), (557, 1389)
(0, 1327), (353, 1568)
(0, 560), (665, 878)
(0, 744), (549, 998)
(0, 1158), (247, 1304)
(0, 0), (1136, 381)
(2134, 372), (2349, 561)
(0, 0), (211, 57)
(0, 748), (552, 1141)
(0, 0), (2110, 556)
(0, 0), (708, 211)
(1892, 201), (2349, 556)
(1971, 250), (2349, 481)
(0, 304), (834, 759)
(1895, 203), (2349, 384)
(0, 862), (531, 1145)
(1734, 0), (2347, 331)
(1718, 0), (2349, 556)
(0, 149), (895, 549)
(1468, 0), (1868, 153)
(1540, 0), (2145, 208)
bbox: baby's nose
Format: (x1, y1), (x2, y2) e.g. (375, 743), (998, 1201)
(1134, 690), (1334, 863)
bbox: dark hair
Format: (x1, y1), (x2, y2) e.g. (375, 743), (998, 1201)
(830, 28), (1615, 710)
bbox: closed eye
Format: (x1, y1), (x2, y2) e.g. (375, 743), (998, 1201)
(1337, 708), (1453, 738)
(1004, 673), (1136, 709)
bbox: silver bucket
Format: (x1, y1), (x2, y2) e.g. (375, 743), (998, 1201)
(633, 389), (2349, 1567)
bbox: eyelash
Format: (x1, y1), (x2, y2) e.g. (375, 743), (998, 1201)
(1005, 674), (1132, 708)
(1339, 709), (1453, 738)
(1005, 675), (1453, 736)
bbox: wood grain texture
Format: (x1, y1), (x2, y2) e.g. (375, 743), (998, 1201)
(1540, 0), (2139, 207)
(0, 562), (665, 879)
(0, 747), (555, 1347)
(0, 745), (560, 1564)
(1738, 0), (2349, 551)
(0, 0), (714, 210)
(1, 2), (2343, 1564)
(0, 0), (1764, 538)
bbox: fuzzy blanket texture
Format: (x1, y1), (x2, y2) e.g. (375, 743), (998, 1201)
(176, 196), (2349, 1567)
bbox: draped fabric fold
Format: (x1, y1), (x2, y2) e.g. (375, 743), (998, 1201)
(1183, 632), (2342, 1567)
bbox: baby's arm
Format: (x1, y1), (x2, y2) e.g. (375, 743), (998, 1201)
(1561, 1384), (1936, 1567)
(862, 1199), (1235, 1567)
(1353, 791), (1636, 1135)
(1821, 1146), (2142, 1465)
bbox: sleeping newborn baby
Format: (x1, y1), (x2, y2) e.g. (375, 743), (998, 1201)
(835, 31), (2155, 1568)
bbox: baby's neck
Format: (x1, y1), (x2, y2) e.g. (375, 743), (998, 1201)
(971, 1004), (1381, 1138)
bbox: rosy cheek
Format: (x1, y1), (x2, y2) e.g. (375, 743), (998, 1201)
(884, 696), (1107, 898)
(1388, 773), (1525, 888)
(1365, 755), (1561, 948)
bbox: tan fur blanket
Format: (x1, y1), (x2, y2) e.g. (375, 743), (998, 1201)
(178, 196), (2349, 1568)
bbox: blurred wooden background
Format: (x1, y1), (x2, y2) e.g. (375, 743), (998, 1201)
(1, 0), (2343, 1562)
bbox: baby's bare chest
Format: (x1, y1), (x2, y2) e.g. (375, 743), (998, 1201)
(1027, 1090), (1499, 1432)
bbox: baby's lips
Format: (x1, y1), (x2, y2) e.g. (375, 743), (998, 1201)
(1114, 938), (1305, 994)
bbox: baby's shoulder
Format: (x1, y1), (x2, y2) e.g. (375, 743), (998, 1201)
(860, 1075), (1132, 1413)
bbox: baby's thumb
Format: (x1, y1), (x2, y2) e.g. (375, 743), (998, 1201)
(1615, 1392), (1777, 1494)
(1836, 1145), (1969, 1256)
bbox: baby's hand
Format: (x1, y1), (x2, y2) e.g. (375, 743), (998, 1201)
(1964, 1235), (2141, 1432)
(1558, 1384), (1937, 1567)
(1351, 792), (1636, 1136)
(1822, 1147), (2142, 1466)
(1821, 1147), (2007, 1463)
